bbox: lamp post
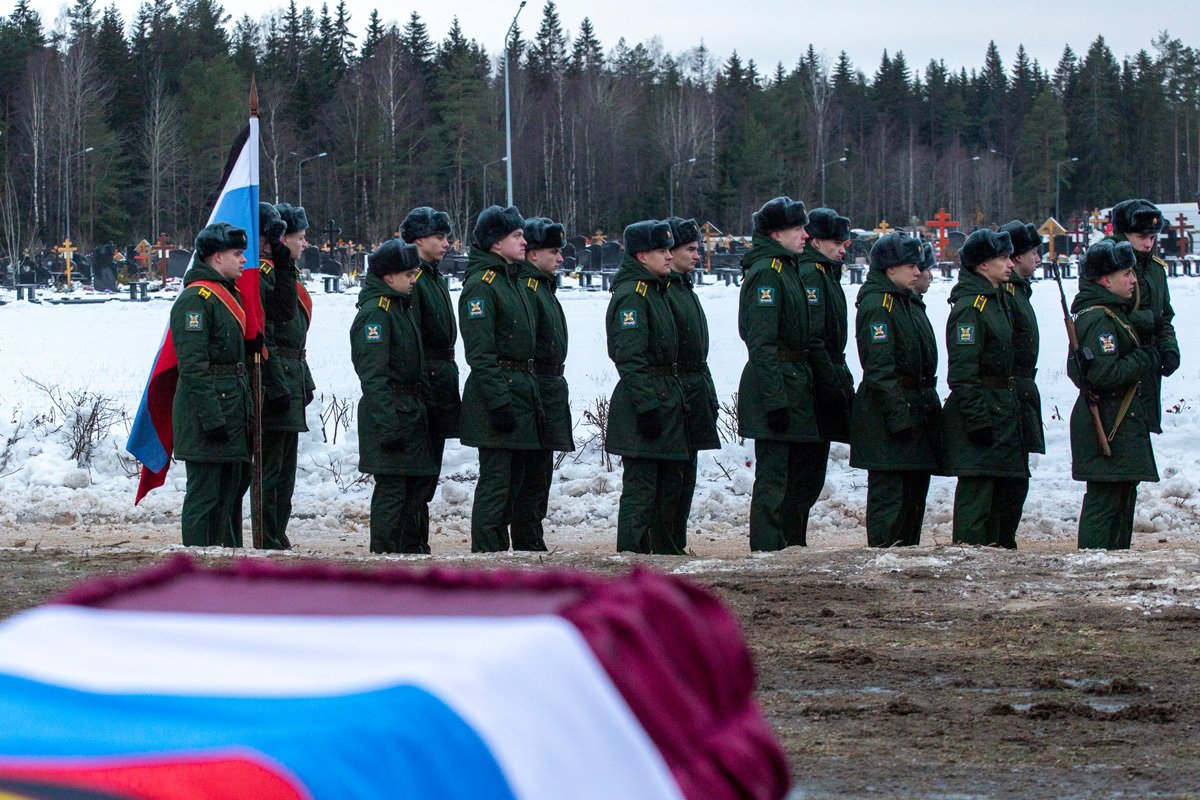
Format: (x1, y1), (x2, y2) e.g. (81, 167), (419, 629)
(1055, 156), (1079, 224)
(483, 156), (507, 207)
(503, 1), (527, 208)
(988, 147), (1012, 217)
(820, 153), (847, 207)
(668, 157), (696, 218)
(64, 145), (94, 246)
(295, 151), (327, 208)
(952, 155), (980, 224)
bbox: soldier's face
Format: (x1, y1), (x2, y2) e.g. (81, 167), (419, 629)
(1100, 267), (1137, 299)
(811, 237), (846, 262)
(383, 268), (419, 295)
(914, 268), (933, 295)
(975, 254), (1013, 287)
(210, 248), (245, 280)
(416, 233), (450, 262)
(670, 242), (701, 273)
(771, 225), (809, 254)
(885, 262), (920, 291)
(492, 229), (526, 263)
(283, 230), (307, 260)
(1012, 248), (1040, 279)
(1126, 232), (1157, 253)
(528, 247), (563, 275)
(637, 247), (674, 277)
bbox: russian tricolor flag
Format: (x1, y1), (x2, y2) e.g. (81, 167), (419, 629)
(126, 117), (261, 503)
(0, 558), (789, 800)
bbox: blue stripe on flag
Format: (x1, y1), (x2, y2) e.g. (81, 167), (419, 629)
(0, 674), (517, 800)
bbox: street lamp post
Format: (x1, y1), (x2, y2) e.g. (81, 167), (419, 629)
(1055, 156), (1079, 224)
(988, 147), (1012, 218)
(503, 1), (527, 208)
(483, 156), (507, 207)
(64, 145), (94, 246)
(668, 157), (697, 218)
(295, 151), (327, 208)
(953, 155), (981, 224)
(820, 154), (847, 207)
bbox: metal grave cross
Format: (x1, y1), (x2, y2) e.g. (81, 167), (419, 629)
(324, 218), (342, 251)
(923, 208), (959, 257)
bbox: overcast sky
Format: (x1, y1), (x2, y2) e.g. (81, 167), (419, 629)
(21, 0), (1200, 77)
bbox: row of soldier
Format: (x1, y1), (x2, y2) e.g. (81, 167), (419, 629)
(169, 195), (1178, 553)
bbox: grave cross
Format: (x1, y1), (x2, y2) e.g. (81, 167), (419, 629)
(1174, 213), (1194, 258)
(1089, 208), (1108, 235)
(1070, 216), (1088, 252)
(1039, 218), (1067, 261)
(153, 234), (174, 286)
(55, 239), (78, 288)
(874, 220), (894, 235)
(134, 239), (152, 277)
(923, 208), (959, 258)
(324, 218), (342, 250)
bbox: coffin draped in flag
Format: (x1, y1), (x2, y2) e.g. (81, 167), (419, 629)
(0, 557), (789, 800)
(125, 119), (261, 503)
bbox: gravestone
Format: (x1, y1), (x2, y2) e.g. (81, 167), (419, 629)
(947, 231), (967, 252)
(562, 242), (576, 263)
(300, 246), (321, 274)
(601, 241), (622, 269)
(318, 251), (342, 276)
(579, 244), (599, 272)
(94, 264), (117, 292)
(167, 249), (191, 278)
(568, 235), (587, 256)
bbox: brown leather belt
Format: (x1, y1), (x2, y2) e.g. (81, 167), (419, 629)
(208, 363), (245, 376)
(498, 359), (535, 373)
(389, 382), (421, 396)
(980, 376), (1012, 389)
(273, 347), (305, 360)
(647, 363), (679, 377)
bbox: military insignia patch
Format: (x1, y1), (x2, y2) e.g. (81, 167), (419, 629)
(620, 309), (638, 328)
(758, 287), (775, 306)
(467, 298), (486, 319)
(958, 324), (976, 344)
(806, 287), (819, 305)
(870, 322), (889, 342)
(197, 287), (212, 300)
(365, 324), (382, 342)
(185, 311), (202, 331)
(482, 270), (496, 284)
(1098, 333), (1116, 354)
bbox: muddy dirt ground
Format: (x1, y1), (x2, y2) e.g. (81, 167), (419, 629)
(3, 540), (1200, 799)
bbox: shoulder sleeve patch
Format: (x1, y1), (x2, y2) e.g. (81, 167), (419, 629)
(757, 286), (776, 306)
(806, 287), (820, 305)
(619, 309), (639, 328)
(184, 310), (203, 331)
(881, 293), (894, 312)
(378, 296), (391, 311)
(365, 322), (383, 342)
(869, 322), (889, 342)
(466, 297), (486, 319)
(957, 324), (976, 345)
(482, 270), (496, 284)
(635, 280), (648, 297)
(973, 295), (988, 312)
(1097, 332), (1117, 354)
(770, 258), (783, 273)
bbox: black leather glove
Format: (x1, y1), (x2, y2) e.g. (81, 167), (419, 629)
(893, 426), (915, 442)
(246, 335), (265, 359)
(1161, 350), (1180, 377)
(204, 425), (230, 443)
(490, 405), (516, 433)
(636, 408), (663, 439)
(380, 436), (405, 451)
(766, 407), (790, 433)
(269, 239), (292, 270)
(967, 426), (994, 447)
(266, 394), (291, 415)
(815, 382), (842, 405)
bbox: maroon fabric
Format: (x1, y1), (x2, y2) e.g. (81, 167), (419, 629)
(53, 555), (790, 800)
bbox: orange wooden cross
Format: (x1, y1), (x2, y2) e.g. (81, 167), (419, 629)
(874, 220), (894, 235)
(1039, 218), (1067, 261)
(1174, 213), (1193, 258)
(134, 239), (152, 273)
(923, 208), (959, 257)
(55, 239), (78, 288)
(1089, 208), (1108, 234)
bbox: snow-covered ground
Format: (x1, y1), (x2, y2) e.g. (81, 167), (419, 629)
(0, 266), (1198, 555)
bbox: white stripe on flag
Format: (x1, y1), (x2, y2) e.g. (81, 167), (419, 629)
(0, 606), (684, 800)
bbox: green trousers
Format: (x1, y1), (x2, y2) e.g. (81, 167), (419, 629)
(260, 430), (297, 550)
(866, 470), (931, 547)
(370, 474), (427, 554)
(749, 440), (829, 551)
(181, 461), (248, 547)
(1078, 481), (1138, 550)
(952, 476), (1027, 548)
(510, 450), (553, 553)
(664, 453), (698, 554)
(617, 457), (686, 554)
(472, 448), (548, 552)
(410, 435), (446, 552)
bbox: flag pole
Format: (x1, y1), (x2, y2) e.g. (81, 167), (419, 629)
(249, 76), (265, 550)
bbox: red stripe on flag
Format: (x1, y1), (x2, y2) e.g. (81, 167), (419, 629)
(134, 331), (179, 505)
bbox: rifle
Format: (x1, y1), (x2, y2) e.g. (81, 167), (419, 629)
(1054, 265), (1111, 458)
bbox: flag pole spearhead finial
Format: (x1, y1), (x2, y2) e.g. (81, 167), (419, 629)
(249, 75), (259, 117)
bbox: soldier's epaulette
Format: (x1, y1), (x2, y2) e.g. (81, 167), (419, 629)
(882, 293), (894, 312)
(259, 260), (272, 275)
(197, 286), (213, 300)
(526, 277), (539, 291)
(482, 270), (496, 284)
(815, 263), (826, 273)
(378, 296), (391, 311)
(1153, 255), (1168, 269)
(413, 271), (423, 282)
(1004, 283), (1015, 295)
(770, 258), (783, 273)
(973, 294), (988, 312)
(635, 280), (648, 297)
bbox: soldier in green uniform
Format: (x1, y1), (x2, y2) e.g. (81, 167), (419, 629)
(662, 216), (720, 552)
(850, 233), (941, 547)
(257, 203), (315, 549)
(606, 220), (689, 554)
(171, 222), (252, 547)
(401, 207), (460, 553)
(736, 197), (827, 551)
(350, 240), (437, 554)
(515, 217), (573, 550)
(459, 205), (544, 553)
(1070, 240), (1160, 549)
(1105, 199), (1180, 432)
(997, 220), (1044, 544)
(943, 229), (1027, 547)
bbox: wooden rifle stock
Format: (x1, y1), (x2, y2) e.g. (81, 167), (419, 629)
(1055, 267), (1111, 458)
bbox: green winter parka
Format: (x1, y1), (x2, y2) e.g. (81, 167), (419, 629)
(796, 244), (854, 443)
(458, 247), (542, 450)
(411, 258), (462, 439)
(1067, 279), (1159, 483)
(260, 257), (315, 432)
(941, 267), (1027, 478)
(170, 261), (252, 463)
(518, 261), (574, 452)
(350, 274), (436, 476)
(736, 235), (824, 443)
(849, 270), (942, 472)
(605, 256), (689, 460)
(664, 270), (720, 452)
(1005, 274), (1044, 454)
